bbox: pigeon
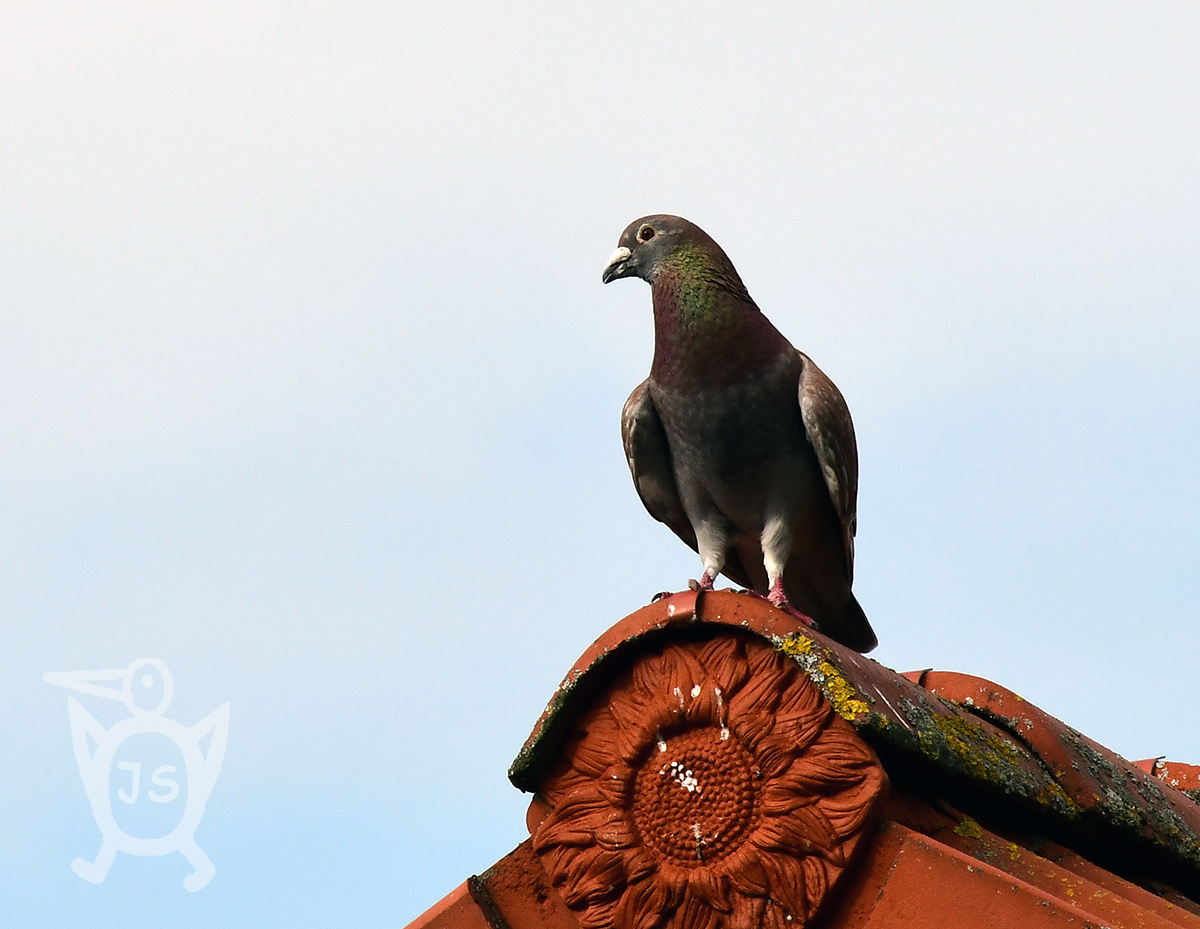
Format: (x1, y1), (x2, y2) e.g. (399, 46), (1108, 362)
(603, 214), (877, 653)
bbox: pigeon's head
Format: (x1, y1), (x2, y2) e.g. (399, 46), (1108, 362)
(602, 214), (715, 285)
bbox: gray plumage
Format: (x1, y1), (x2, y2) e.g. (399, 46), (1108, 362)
(603, 214), (876, 653)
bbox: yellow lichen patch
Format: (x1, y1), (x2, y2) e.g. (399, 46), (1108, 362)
(911, 710), (1084, 816)
(1007, 842), (1020, 860)
(820, 663), (871, 720)
(773, 633), (815, 660)
(1036, 780), (1083, 819)
(921, 712), (1015, 781)
(954, 817), (983, 839)
(774, 634), (871, 721)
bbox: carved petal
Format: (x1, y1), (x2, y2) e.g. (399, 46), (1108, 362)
(723, 851), (770, 897)
(687, 866), (732, 911)
(595, 818), (639, 851)
(561, 848), (628, 906)
(728, 707), (774, 750)
(727, 892), (767, 929)
(697, 637), (750, 694)
(751, 804), (837, 860)
(593, 763), (634, 808)
(535, 791), (614, 848)
(577, 899), (618, 929)
(759, 781), (817, 817)
(684, 679), (723, 725)
(753, 734), (799, 781)
(772, 668), (823, 719)
(573, 715), (624, 776)
(616, 878), (669, 929)
(678, 889), (721, 929)
(769, 703), (832, 753)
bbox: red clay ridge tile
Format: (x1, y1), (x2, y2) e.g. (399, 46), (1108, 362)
(407, 590), (1200, 929)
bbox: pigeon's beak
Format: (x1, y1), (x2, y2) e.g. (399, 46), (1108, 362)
(602, 246), (635, 284)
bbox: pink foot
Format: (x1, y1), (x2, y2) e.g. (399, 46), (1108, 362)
(765, 580), (816, 627)
(688, 570), (717, 592)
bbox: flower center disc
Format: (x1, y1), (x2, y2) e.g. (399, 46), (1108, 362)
(632, 727), (758, 865)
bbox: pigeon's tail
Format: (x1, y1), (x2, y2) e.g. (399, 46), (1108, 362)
(823, 594), (877, 654)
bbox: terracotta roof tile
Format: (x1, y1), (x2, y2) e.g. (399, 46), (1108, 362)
(409, 590), (1200, 929)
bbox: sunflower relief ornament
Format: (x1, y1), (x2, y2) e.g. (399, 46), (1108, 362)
(532, 634), (885, 929)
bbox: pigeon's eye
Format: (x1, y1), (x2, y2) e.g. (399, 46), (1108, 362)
(637, 224), (656, 243)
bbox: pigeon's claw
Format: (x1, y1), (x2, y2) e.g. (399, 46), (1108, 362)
(767, 579), (817, 627)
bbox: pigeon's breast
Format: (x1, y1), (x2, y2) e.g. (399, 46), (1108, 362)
(649, 367), (825, 534)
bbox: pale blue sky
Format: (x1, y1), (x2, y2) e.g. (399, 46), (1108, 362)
(2, 3), (1198, 926)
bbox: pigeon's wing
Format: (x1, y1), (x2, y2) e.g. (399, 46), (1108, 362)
(623, 380), (757, 591)
(797, 352), (859, 580)
(621, 380), (697, 550)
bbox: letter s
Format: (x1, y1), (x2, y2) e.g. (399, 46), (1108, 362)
(148, 765), (179, 803)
